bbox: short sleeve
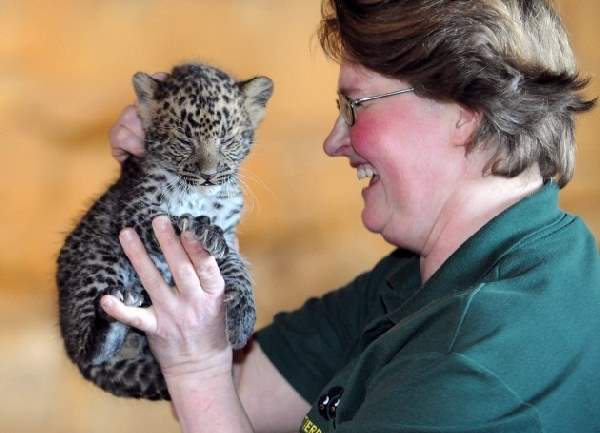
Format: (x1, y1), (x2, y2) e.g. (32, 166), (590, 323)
(337, 352), (543, 433)
(255, 269), (386, 403)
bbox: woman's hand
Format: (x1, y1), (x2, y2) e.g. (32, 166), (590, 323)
(109, 72), (167, 163)
(100, 215), (232, 381)
(109, 104), (145, 162)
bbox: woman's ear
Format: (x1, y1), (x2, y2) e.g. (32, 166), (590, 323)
(452, 105), (481, 146)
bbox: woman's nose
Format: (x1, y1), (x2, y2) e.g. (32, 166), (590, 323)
(323, 116), (351, 157)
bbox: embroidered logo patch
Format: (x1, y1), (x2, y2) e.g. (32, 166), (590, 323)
(318, 386), (344, 422)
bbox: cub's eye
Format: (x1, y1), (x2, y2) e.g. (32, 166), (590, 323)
(220, 138), (241, 159)
(219, 137), (235, 157)
(174, 138), (194, 155)
(220, 137), (235, 149)
(219, 124), (230, 139)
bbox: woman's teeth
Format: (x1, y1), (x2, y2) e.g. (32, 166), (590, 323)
(357, 164), (378, 180)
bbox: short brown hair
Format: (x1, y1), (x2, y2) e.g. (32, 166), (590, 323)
(318, 0), (596, 187)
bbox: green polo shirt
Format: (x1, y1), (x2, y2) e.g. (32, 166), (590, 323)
(255, 182), (600, 433)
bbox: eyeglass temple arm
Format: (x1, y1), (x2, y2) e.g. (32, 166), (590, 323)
(354, 87), (415, 105)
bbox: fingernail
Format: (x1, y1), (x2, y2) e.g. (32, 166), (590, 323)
(152, 72), (168, 80)
(120, 228), (134, 242)
(154, 216), (170, 232)
(101, 296), (114, 308)
(182, 231), (198, 243)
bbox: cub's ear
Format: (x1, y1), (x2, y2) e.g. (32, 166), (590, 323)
(239, 77), (274, 128)
(132, 72), (160, 129)
(132, 72), (160, 102)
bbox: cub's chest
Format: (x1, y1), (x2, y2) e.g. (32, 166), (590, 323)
(158, 189), (243, 229)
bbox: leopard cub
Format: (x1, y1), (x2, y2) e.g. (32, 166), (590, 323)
(57, 63), (273, 400)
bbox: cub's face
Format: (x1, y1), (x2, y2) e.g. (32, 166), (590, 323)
(133, 63), (273, 189)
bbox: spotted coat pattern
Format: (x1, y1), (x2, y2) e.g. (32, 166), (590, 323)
(57, 63), (273, 400)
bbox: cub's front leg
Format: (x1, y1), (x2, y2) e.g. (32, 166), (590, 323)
(172, 215), (229, 259)
(171, 215), (256, 349)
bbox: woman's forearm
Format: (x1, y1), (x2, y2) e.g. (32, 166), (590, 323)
(167, 371), (255, 433)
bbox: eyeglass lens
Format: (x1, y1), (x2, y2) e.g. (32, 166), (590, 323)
(337, 95), (354, 126)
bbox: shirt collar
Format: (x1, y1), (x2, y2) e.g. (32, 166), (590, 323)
(381, 181), (563, 323)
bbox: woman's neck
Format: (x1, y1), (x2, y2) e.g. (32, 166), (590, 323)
(419, 165), (543, 284)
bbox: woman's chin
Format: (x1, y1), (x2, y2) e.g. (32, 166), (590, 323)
(361, 207), (384, 234)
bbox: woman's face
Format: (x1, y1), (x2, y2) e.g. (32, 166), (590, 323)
(323, 61), (479, 253)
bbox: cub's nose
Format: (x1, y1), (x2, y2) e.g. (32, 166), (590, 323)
(199, 172), (217, 186)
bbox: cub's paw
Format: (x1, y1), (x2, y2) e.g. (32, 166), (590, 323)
(224, 290), (256, 349)
(177, 214), (229, 259)
(99, 287), (144, 322)
(110, 287), (144, 307)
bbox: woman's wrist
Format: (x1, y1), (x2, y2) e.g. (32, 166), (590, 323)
(166, 366), (234, 401)
(161, 346), (234, 385)
(165, 357), (255, 433)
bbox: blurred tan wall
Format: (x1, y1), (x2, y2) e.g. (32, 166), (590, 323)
(0, 1), (598, 433)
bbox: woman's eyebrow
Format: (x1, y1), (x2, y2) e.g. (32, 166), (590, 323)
(338, 85), (362, 96)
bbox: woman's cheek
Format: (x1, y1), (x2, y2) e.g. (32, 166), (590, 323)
(350, 110), (387, 156)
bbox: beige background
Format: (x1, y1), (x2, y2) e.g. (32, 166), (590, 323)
(1, 1), (598, 432)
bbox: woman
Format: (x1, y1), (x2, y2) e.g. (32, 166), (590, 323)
(102, 0), (600, 432)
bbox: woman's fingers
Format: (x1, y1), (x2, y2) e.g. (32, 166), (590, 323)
(118, 216), (225, 308)
(152, 72), (168, 80)
(119, 228), (168, 298)
(181, 231), (225, 296)
(170, 402), (179, 421)
(100, 295), (157, 334)
(152, 216), (203, 297)
(110, 126), (143, 161)
(109, 105), (145, 162)
(120, 104), (144, 136)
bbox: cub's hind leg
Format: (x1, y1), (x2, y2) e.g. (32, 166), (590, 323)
(92, 283), (145, 365)
(58, 241), (145, 371)
(85, 333), (170, 400)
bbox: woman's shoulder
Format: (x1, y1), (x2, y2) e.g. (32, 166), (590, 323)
(494, 210), (600, 284)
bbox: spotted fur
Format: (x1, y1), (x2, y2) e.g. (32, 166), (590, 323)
(57, 63), (273, 400)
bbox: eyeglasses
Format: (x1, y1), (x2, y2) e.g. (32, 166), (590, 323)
(336, 87), (415, 126)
